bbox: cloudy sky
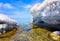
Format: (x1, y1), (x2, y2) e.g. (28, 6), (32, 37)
(0, 0), (44, 24)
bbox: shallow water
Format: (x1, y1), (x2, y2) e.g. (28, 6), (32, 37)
(0, 24), (60, 41)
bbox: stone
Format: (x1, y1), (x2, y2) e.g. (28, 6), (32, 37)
(50, 31), (60, 40)
(0, 14), (19, 37)
(31, 0), (60, 31)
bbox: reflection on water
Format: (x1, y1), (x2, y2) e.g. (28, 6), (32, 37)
(0, 24), (60, 41)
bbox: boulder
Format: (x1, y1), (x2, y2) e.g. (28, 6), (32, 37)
(0, 14), (19, 37)
(50, 31), (60, 40)
(31, 0), (60, 31)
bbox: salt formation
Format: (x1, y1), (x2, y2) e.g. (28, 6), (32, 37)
(0, 14), (19, 37)
(31, 0), (60, 31)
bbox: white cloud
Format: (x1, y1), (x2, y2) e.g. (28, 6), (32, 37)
(0, 3), (13, 9)
(7, 11), (32, 21)
(3, 3), (13, 8)
(0, 3), (2, 7)
(8, 11), (23, 18)
(24, 5), (32, 9)
(0, 10), (2, 13)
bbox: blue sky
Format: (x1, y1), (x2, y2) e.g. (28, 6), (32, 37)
(0, 0), (44, 24)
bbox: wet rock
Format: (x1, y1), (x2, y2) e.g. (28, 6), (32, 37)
(0, 14), (19, 37)
(31, 0), (60, 31)
(50, 31), (60, 40)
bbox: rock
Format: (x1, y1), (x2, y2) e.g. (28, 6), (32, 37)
(50, 31), (60, 40)
(31, 0), (60, 31)
(0, 14), (19, 37)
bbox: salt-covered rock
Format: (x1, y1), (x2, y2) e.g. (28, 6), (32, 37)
(0, 14), (19, 37)
(31, 0), (60, 31)
(0, 14), (17, 25)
